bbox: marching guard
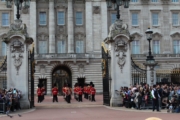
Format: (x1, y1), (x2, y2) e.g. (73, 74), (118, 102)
(37, 85), (42, 103)
(77, 85), (83, 102)
(90, 84), (96, 102)
(52, 84), (58, 102)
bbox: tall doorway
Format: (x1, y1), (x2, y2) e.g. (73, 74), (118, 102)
(52, 65), (72, 95)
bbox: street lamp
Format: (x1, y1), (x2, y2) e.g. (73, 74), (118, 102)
(107, 0), (130, 20)
(6, 0), (30, 19)
(145, 27), (155, 64)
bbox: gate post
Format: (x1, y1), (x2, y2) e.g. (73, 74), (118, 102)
(104, 20), (134, 107)
(2, 19), (33, 109)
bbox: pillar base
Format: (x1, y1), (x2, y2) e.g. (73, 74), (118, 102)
(110, 96), (123, 107)
(20, 99), (30, 109)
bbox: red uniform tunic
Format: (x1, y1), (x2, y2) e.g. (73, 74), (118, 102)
(41, 87), (45, 95)
(52, 87), (58, 95)
(78, 87), (83, 95)
(37, 88), (42, 96)
(90, 87), (96, 95)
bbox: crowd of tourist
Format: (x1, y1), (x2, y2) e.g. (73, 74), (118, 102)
(118, 83), (180, 113)
(0, 88), (22, 114)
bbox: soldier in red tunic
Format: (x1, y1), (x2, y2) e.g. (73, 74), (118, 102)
(41, 86), (45, 102)
(90, 84), (96, 102)
(52, 84), (58, 102)
(37, 85), (42, 103)
(77, 85), (83, 102)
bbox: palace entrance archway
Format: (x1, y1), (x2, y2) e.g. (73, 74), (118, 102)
(52, 65), (72, 95)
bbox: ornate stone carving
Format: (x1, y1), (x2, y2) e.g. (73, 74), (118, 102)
(161, 0), (169, 4)
(108, 19), (130, 39)
(141, 0), (149, 4)
(40, 65), (46, 75)
(21, 7), (29, 14)
(115, 39), (127, 72)
(93, 6), (101, 14)
(11, 40), (24, 53)
(12, 53), (23, 75)
(37, 33), (49, 41)
(78, 64), (84, 74)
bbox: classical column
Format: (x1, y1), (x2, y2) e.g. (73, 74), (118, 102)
(49, 0), (55, 53)
(85, 1), (93, 52)
(29, 0), (37, 53)
(101, 1), (108, 41)
(68, 0), (74, 53)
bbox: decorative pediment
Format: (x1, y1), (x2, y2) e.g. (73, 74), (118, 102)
(161, 0), (169, 4)
(130, 32), (143, 39)
(93, 6), (101, 14)
(74, 32), (85, 39)
(37, 33), (49, 41)
(170, 32), (180, 38)
(58, 26), (66, 34)
(141, 0), (149, 4)
(152, 32), (162, 38)
(56, 34), (67, 40)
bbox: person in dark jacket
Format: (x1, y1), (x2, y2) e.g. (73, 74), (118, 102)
(151, 85), (160, 112)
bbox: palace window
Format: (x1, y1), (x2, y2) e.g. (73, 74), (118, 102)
(57, 11), (65, 25)
(39, 41), (47, 53)
(1, 42), (6, 56)
(39, 12), (46, 25)
(111, 13), (116, 24)
(132, 13), (138, 26)
(173, 40), (180, 54)
(172, 13), (179, 26)
(152, 13), (159, 26)
(2, 13), (9, 26)
(57, 40), (66, 53)
(153, 40), (160, 54)
(131, 0), (138, 2)
(131, 40), (140, 54)
(76, 41), (84, 53)
(172, 0), (179, 2)
(76, 12), (83, 25)
(151, 0), (158, 2)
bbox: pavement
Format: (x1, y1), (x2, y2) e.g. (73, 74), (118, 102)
(0, 95), (179, 120)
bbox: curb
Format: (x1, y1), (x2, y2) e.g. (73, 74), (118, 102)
(0, 108), (36, 118)
(104, 106), (168, 114)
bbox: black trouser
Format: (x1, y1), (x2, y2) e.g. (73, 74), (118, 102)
(66, 95), (71, 103)
(79, 95), (82, 102)
(53, 95), (58, 102)
(38, 95), (41, 103)
(92, 95), (95, 101)
(153, 98), (159, 111)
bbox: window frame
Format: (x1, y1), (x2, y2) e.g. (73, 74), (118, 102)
(153, 40), (160, 54)
(57, 40), (66, 53)
(132, 13), (138, 26)
(152, 13), (159, 26)
(172, 13), (179, 26)
(57, 11), (65, 25)
(39, 40), (48, 54)
(75, 11), (83, 25)
(2, 13), (9, 27)
(173, 40), (180, 54)
(76, 40), (84, 53)
(111, 13), (116, 24)
(172, 0), (179, 3)
(131, 40), (140, 54)
(1, 42), (7, 56)
(131, 0), (138, 2)
(151, 0), (158, 2)
(39, 12), (47, 26)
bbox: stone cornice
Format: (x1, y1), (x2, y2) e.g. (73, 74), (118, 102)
(141, 0), (149, 4)
(161, 0), (169, 4)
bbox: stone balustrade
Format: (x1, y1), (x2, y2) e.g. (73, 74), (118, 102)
(131, 54), (180, 59)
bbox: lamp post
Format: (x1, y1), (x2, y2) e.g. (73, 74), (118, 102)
(144, 27), (158, 86)
(107, 0), (130, 20)
(6, 0), (30, 19)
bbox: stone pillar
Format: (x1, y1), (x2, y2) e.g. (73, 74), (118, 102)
(101, 1), (108, 41)
(105, 20), (133, 107)
(68, 0), (74, 53)
(3, 20), (33, 109)
(49, 0), (55, 53)
(146, 65), (157, 86)
(85, 1), (93, 52)
(29, 0), (37, 53)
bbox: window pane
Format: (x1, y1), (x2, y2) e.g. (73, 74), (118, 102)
(132, 13), (138, 26)
(151, 0), (158, 2)
(172, 0), (178, 2)
(58, 11), (65, 25)
(131, 0), (138, 2)
(57, 40), (66, 53)
(153, 40), (160, 54)
(131, 40), (140, 54)
(111, 13), (116, 24)
(39, 12), (46, 25)
(2, 13), (9, 26)
(39, 41), (47, 53)
(1, 42), (6, 56)
(173, 40), (180, 54)
(76, 41), (84, 53)
(76, 12), (83, 25)
(152, 13), (158, 26)
(172, 13), (178, 26)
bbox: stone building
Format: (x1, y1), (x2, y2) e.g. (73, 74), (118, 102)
(0, 0), (180, 93)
